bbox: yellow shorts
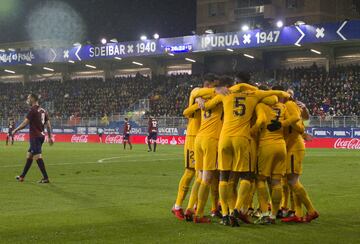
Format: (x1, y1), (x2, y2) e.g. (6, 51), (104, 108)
(257, 142), (286, 178)
(218, 136), (252, 172)
(250, 138), (258, 167)
(286, 150), (305, 175)
(184, 135), (196, 168)
(195, 136), (218, 171)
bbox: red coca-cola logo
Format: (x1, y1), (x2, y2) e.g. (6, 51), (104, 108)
(71, 135), (89, 143)
(334, 138), (360, 149)
(105, 135), (123, 144)
(14, 134), (26, 141)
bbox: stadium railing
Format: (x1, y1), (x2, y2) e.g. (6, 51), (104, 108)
(0, 116), (359, 128)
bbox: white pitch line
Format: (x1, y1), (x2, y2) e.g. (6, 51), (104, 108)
(0, 155), (180, 168)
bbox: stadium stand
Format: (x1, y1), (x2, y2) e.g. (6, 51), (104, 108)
(1, 64), (359, 120)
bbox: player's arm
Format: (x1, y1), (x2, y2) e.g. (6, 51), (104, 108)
(183, 103), (200, 118)
(260, 95), (278, 106)
(256, 90), (290, 101)
(229, 83), (258, 92)
(281, 107), (300, 127)
(251, 104), (267, 135)
(297, 101), (310, 120)
(191, 87), (216, 98)
(285, 101), (305, 134)
(203, 94), (223, 110)
(45, 119), (54, 145)
(12, 118), (29, 134)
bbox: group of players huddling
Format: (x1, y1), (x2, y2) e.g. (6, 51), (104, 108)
(172, 73), (319, 226)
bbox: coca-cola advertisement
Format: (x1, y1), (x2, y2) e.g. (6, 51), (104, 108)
(105, 135), (123, 144)
(333, 138), (360, 149)
(71, 135), (89, 143)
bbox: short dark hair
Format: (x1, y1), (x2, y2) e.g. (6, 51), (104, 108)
(29, 93), (39, 101)
(272, 85), (285, 91)
(235, 72), (251, 84)
(258, 84), (269, 91)
(203, 73), (219, 82)
(124, 118), (128, 121)
(219, 75), (234, 87)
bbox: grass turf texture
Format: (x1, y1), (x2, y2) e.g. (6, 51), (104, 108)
(0, 142), (359, 243)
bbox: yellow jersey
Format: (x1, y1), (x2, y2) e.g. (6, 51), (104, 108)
(183, 89), (202, 136)
(204, 88), (290, 139)
(284, 100), (305, 151)
(254, 102), (299, 146)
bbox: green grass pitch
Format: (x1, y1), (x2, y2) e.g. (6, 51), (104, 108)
(0, 142), (359, 243)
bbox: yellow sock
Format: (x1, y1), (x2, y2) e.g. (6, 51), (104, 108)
(227, 180), (236, 214)
(235, 180), (251, 212)
(175, 169), (195, 207)
(196, 181), (211, 217)
(281, 177), (289, 209)
(219, 181), (229, 216)
(186, 177), (201, 210)
(293, 190), (303, 217)
(210, 176), (219, 211)
(256, 180), (269, 213)
(271, 185), (282, 217)
(290, 190), (295, 211)
(292, 181), (316, 214)
(245, 181), (256, 210)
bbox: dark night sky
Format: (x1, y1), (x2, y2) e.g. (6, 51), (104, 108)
(0, 0), (196, 44)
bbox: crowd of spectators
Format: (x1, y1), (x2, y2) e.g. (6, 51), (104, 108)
(0, 64), (359, 121)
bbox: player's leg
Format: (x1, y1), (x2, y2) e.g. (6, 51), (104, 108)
(6, 134), (9, 145)
(284, 151), (318, 222)
(194, 138), (218, 223)
(194, 170), (214, 223)
(147, 136), (152, 152)
(34, 137), (49, 183)
(123, 140), (127, 149)
(16, 151), (34, 182)
(173, 140), (196, 220)
(185, 137), (203, 221)
(233, 138), (253, 224)
(217, 137), (234, 225)
(210, 171), (221, 218)
(11, 134), (14, 145)
(128, 137), (132, 150)
(153, 134), (157, 152)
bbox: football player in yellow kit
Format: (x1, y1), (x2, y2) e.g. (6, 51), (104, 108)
(203, 78), (290, 226)
(172, 74), (221, 221)
(281, 91), (319, 223)
(251, 85), (300, 224)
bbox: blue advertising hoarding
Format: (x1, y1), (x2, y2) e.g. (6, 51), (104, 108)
(1, 20), (360, 67)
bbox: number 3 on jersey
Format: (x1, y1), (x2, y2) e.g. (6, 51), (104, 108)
(233, 97), (246, 116)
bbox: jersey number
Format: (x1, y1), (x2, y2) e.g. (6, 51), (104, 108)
(152, 121), (157, 127)
(204, 110), (212, 119)
(233, 97), (246, 116)
(272, 108), (281, 121)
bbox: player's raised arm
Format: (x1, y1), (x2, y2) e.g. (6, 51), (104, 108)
(285, 101), (305, 134)
(256, 90), (290, 101)
(203, 94), (223, 111)
(12, 118), (29, 135)
(251, 103), (267, 135)
(191, 87), (216, 99)
(183, 103), (200, 118)
(229, 83), (258, 92)
(281, 106), (301, 127)
(260, 95), (278, 106)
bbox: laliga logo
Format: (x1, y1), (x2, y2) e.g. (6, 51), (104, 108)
(71, 135), (88, 143)
(334, 138), (360, 149)
(14, 134), (25, 142)
(105, 135), (123, 144)
(170, 137), (177, 145)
